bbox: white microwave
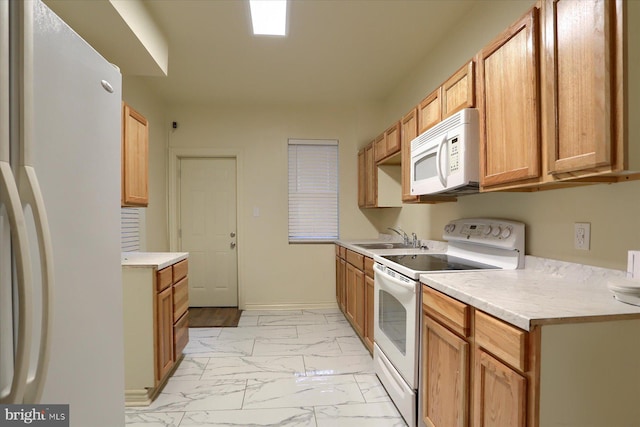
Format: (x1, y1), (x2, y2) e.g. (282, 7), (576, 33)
(410, 108), (480, 196)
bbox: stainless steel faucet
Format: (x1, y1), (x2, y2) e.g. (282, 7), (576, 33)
(387, 227), (410, 246)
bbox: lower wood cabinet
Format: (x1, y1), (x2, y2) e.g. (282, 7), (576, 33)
(123, 257), (189, 406)
(421, 284), (640, 427)
(336, 245), (374, 354)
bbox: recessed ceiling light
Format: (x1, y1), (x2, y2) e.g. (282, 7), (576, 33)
(249, 0), (287, 36)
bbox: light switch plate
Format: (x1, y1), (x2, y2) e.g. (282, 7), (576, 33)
(628, 250), (640, 279)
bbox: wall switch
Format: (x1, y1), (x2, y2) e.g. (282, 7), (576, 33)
(628, 251), (640, 279)
(574, 222), (590, 250)
(253, 207), (260, 217)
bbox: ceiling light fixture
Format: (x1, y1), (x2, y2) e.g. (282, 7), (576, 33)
(249, 0), (287, 36)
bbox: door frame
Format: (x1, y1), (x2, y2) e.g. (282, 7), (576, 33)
(168, 148), (244, 308)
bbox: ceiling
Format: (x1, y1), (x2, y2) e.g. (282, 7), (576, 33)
(49, 0), (479, 107)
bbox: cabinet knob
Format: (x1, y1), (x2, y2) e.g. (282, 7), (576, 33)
(230, 232), (236, 238)
(230, 242), (236, 249)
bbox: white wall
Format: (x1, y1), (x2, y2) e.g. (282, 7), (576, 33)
(164, 103), (381, 309)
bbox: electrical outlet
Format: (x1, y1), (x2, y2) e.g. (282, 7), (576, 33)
(574, 222), (591, 250)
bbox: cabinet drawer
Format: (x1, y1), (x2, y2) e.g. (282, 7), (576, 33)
(173, 311), (189, 357)
(422, 286), (470, 337)
(340, 246), (347, 259)
(364, 257), (374, 278)
(173, 259), (188, 282)
(346, 250), (364, 270)
(156, 266), (173, 292)
(173, 277), (189, 321)
(475, 310), (527, 371)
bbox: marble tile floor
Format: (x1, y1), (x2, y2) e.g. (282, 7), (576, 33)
(125, 308), (407, 427)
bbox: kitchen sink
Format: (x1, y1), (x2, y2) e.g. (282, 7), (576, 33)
(355, 242), (413, 249)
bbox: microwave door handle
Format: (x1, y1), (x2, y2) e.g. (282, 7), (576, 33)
(436, 135), (447, 187)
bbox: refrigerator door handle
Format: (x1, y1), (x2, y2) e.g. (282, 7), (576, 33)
(17, 1), (53, 404)
(19, 166), (53, 403)
(0, 162), (33, 404)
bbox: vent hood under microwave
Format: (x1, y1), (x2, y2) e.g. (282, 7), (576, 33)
(410, 108), (480, 196)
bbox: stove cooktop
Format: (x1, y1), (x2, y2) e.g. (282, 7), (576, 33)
(381, 253), (499, 272)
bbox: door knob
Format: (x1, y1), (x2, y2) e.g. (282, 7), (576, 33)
(230, 242), (236, 249)
(230, 232), (236, 238)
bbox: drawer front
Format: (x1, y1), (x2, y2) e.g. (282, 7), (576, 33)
(339, 246), (347, 259)
(156, 266), (173, 292)
(422, 286), (470, 337)
(173, 259), (188, 282)
(173, 311), (189, 357)
(346, 249), (364, 270)
(364, 257), (374, 278)
(173, 277), (189, 321)
(475, 310), (527, 371)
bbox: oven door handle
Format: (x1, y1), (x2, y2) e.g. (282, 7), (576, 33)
(376, 271), (416, 294)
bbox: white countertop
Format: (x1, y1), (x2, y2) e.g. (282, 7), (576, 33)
(335, 238), (447, 257)
(420, 256), (640, 331)
(121, 252), (189, 270)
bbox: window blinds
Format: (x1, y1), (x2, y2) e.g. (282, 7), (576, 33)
(288, 139), (339, 242)
(121, 208), (140, 252)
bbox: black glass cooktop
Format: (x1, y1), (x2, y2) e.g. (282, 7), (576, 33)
(381, 253), (498, 272)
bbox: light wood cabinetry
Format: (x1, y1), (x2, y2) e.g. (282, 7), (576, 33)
(335, 246), (347, 313)
(357, 149), (366, 207)
(123, 258), (189, 406)
(122, 102), (149, 207)
(336, 245), (374, 354)
(376, 122), (401, 163)
(401, 108), (420, 203)
(442, 61), (475, 119)
(543, 0), (624, 178)
(478, 8), (541, 189)
(421, 285), (640, 426)
(358, 140), (402, 208)
(418, 61), (475, 134)
(479, 1), (639, 191)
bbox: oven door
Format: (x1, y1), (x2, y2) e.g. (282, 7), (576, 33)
(373, 265), (419, 389)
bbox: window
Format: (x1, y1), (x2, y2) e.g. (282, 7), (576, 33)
(288, 139), (339, 242)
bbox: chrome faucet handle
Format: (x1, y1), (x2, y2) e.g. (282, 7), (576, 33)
(387, 227), (409, 245)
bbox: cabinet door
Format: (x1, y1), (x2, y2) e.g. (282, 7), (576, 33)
(357, 149), (366, 207)
(345, 263), (357, 326)
(544, 0), (621, 176)
(156, 286), (174, 382)
(401, 108), (420, 202)
(354, 267), (365, 337)
(474, 349), (526, 427)
(364, 274), (374, 352)
(384, 121), (401, 159)
(478, 8), (541, 188)
(443, 61), (475, 118)
(422, 316), (469, 427)
(419, 88), (442, 133)
(122, 102), (149, 207)
(336, 254), (347, 313)
(374, 133), (386, 163)
(364, 143), (377, 207)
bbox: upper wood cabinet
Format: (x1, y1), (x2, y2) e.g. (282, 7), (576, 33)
(543, 0), (623, 178)
(418, 61), (475, 134)
(478, 8), (541, 189)
(357, 149), (366, 207)
(374, 122), (401, 163)
(442, 61), (475, 119)
(401, 108), (419, 202)
(122, 102), (149, 207)
(418, 88), (442, 133)
(364, 143), (377, 207)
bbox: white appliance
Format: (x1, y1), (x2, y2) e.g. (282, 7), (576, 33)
(410, 108), (480, 196)
(0, 1), (125, 425)
(373, 218), (525, 426)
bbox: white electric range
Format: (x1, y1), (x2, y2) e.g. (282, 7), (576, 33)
(372, 218), (525, 426)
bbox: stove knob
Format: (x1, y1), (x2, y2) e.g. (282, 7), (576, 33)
(501, 227), (512, 239)
(491, 226), (502, 237)
(483, 226), (492, 236)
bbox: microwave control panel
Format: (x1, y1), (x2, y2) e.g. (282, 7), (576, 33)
(448, 137), (460, 173)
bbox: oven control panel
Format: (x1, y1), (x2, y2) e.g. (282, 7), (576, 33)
(443, 218), (525, 252)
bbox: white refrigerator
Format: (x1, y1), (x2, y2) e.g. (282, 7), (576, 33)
(0, 0), (125, 425)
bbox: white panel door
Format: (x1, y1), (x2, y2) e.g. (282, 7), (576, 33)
(179, 157), (237, 307)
